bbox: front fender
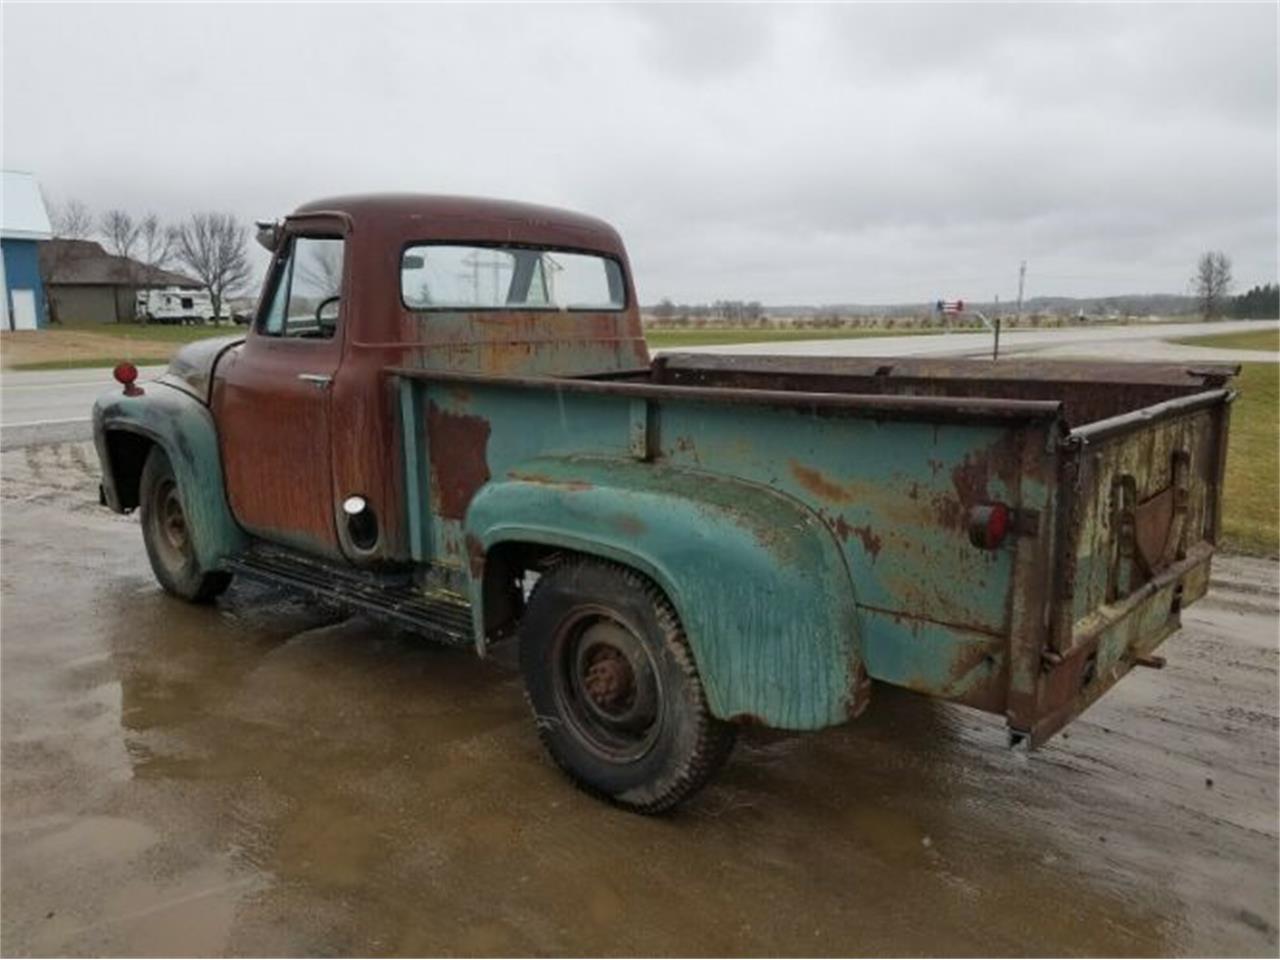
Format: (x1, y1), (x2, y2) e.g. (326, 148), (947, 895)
(465, 456), (866, 730)
(93, 382), (247, 570)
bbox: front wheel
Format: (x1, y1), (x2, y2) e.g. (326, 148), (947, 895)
(519, 558), (735, 813)
(139, 447), (231, 602)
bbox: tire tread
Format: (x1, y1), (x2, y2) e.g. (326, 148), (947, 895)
(523, 556), (735, 814)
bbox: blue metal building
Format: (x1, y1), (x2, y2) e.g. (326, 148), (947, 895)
(1, 171), (53, 330)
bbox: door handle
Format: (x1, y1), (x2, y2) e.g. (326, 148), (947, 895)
(297, 373), (332, 388)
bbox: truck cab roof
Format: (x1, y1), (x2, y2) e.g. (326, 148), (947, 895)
(291, 193), (628, 258)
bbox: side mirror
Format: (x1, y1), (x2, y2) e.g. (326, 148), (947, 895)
(255, 220), (283, 252)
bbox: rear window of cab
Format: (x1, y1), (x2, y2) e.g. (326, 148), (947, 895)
(400, 243), (626, 311)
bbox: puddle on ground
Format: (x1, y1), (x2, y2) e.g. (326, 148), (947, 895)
(2, 485), (1276, 956)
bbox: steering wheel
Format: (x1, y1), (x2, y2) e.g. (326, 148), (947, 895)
(315, 296), (340, 324)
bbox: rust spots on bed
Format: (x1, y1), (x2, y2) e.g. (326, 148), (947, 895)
(427, 401), (491, 520)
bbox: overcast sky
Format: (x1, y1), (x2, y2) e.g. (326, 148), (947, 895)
(3, 2), (1276, 304)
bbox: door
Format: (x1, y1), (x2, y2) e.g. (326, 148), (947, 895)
(11, 289), (37, 330)
(214, 232), (347, 555)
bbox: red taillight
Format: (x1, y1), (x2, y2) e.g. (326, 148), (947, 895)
(113, 361), (142, 396)
(969, 502), (1011, 550)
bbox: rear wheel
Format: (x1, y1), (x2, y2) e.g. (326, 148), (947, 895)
(139, 447), (231, 602)
(519, 558), (735, 813)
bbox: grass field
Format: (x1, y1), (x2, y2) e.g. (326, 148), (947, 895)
(2, 325), (239, 370)
(1220, 362), (1279, 556)
(1171, 327), (1279, 352)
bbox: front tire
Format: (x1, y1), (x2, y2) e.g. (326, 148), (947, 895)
(139, 447), (231, 602)
(519, 558), (735, 813)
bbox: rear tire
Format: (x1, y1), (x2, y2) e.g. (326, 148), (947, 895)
(139, 447), (231, 602)
(519, 558), (735, 813)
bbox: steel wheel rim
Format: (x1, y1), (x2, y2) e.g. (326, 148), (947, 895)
(551, 604), (663, 763)
(153, 478), (191, 567)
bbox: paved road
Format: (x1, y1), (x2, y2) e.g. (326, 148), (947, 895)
(0, 365), (166, 449)
(1, 442), (1276, 956)
(662, 318), (1279, 361)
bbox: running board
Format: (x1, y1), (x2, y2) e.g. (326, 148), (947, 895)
(226, 547), (473, 646)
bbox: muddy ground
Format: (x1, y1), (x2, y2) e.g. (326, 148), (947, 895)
(2, 441), (1277, 957)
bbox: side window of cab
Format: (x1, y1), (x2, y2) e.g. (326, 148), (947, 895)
(258, 236), (345, 339)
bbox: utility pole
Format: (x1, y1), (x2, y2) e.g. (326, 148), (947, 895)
(1016, 260), (1027, 323)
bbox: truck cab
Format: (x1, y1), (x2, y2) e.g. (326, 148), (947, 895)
(209, 196), (647, 565)
(93, 194), (1235, 813)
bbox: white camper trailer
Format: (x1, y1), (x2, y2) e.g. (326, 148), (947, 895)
(136, 287), (217, 325)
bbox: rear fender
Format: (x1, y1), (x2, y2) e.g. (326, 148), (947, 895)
(464, 456), (866, 730)
(93, 382), (247, 570)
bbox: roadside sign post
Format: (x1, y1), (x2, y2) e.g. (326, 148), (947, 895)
(939, 297), (1000, 359)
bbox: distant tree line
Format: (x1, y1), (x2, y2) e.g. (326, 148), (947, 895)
(1231, 283), (1279, 319)
(44, 198), (253, 324)
(650, 298), (766, 326)
(1189, 251), (1277, 320)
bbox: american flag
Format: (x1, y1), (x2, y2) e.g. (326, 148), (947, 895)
(936, 299), (965, 315)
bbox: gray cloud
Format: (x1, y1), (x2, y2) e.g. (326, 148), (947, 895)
(3, 2), (1275, 305)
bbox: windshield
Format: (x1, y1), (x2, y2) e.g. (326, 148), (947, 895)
(401, 244), (625, 311)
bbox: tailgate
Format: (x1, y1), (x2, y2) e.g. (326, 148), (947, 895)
(1016, 388), (1234, 746)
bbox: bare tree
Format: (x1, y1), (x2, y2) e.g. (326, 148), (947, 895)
(136, 215), (173, 272)
(173, 212), (252, 324)
(100, 209), (143, 259)
(47, 197), (94, 240)
(99, 211), (175, 320)
(1192, 251), (1233, 320)
(42, 198), (95, 324)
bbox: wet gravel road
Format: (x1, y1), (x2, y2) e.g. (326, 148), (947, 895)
(2, 442), (1277, 957)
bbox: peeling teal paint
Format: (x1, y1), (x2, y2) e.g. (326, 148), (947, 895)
(404, 376), (1037, 726)
(859, 607), (1004, 704)
(466, 455), (864, 730)
(93, 382), (247, 570)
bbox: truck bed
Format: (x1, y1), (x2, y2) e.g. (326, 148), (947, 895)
(391, 353), (1235, 743)
(647, 353), (1236, 428)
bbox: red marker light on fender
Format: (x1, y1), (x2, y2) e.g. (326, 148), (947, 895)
(113, 361), (143, 397)
(968, 502), (1010, 550)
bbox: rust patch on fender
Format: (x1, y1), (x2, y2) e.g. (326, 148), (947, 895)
(832, 513), (853, 542)
(789, 461), (852, 503)
(851, 525), (883, 560)
(846, 662), (872, 720)
(508, 471), (593, 492)
(815, 508), (853, 543)
(611, 513), (646, 537)
(427, 401), (491, 520)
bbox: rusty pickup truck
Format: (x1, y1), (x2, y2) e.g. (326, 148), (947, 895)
(93, 194), (1236, 812)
